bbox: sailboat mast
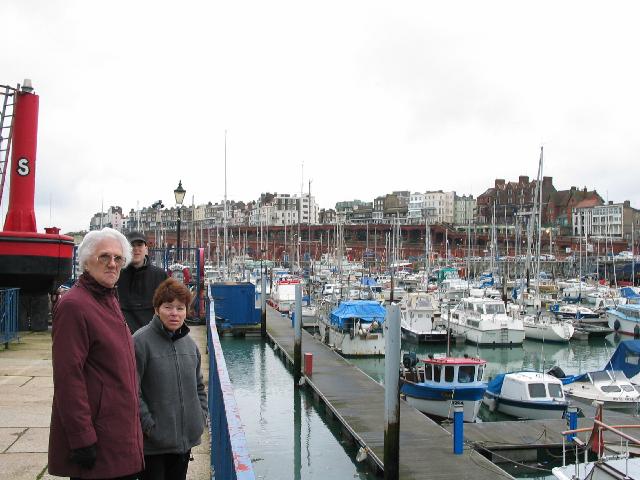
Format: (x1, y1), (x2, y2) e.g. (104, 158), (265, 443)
(223, 130), (228, 276)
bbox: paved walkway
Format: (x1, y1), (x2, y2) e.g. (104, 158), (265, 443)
(0, 326), (211, 480)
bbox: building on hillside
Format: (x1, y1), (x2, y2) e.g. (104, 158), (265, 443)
(89, 206), (124, 231)
(454, 194), (476, 225)
(408, 192), (425, 224)
(547, 187), (603, 235)
(251, 192), (318, 226)
(424, 190), (455, 224)
(318, 208), (336, 224)
(335, 200), (369, 223)
(476, 176), (556, 225)
(572, 200), (640, 244)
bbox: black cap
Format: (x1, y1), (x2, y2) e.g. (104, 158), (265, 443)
(126, 231), (147, 245)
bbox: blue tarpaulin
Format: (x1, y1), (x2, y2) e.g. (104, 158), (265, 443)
(329, 301), (386, 329)
(621, 287), (640, 300)
(360, 277), (379, 286)
(604, 340), (640, 380)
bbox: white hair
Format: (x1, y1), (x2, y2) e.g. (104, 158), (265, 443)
(77, 227), (132, 272)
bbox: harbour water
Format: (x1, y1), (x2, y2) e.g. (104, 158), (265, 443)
(221, 336), (376, 479)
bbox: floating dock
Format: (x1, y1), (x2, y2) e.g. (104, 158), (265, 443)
(265, 306), (510, 479)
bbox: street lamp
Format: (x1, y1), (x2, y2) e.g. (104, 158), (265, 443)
(174, 180), (186, 261)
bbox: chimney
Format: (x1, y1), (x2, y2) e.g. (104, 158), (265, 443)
(519, 176), (529, 184)
(495, 179), (505, 189)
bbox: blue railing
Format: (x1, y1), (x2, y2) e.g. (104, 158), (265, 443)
(0, 288), (19, 347)
(207, 296), (255, 480)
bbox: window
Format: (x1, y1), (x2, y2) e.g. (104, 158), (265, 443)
(458, 366), (475, 383)
(548, 383), (563, 398)
(477, 366), (484, 381)
(601, 385), (621, 393)
(528, 383), (547, 398)
(424, 365), (432, 381)
(444, 366), (454, 382)
(433, 365), (442, 382)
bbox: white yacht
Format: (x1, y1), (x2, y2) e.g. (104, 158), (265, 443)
(447, 297), (525, 346)
(400, 292), (446, 343)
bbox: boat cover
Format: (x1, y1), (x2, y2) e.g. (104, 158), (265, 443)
(604, 340), (640, 379)
(621, 287), (640, 300)
(486, 373), (506, 394)
(329, 300), (386, 328)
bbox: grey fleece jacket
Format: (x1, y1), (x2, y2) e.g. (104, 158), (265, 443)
(133, 316), (208, 455)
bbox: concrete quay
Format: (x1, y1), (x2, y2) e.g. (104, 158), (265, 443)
(0, 326), (211, 480)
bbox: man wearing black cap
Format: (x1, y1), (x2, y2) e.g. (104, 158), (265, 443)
(117, 231), (168, 333)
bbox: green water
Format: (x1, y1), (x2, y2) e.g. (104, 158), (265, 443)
(222, 334), (625, 479)
(222, 337), (376, 479)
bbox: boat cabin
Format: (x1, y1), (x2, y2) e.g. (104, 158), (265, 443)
(458, 298), (507, 316)
(501, 372), (565, 402)
(415, 356), (486, 384)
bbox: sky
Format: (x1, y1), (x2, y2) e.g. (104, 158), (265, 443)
(2, 1), (640, 233)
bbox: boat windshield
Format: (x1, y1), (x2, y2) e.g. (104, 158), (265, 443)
(528, 383), (547, 398)
(458, 365), (475, 383)
(601, 385), (622, 393)
(548, 383), (563, 398)
(484, 303), (506, 315)
(589, 370), (613, 382)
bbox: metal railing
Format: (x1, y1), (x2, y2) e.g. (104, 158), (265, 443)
(207, 295), (255, 479)
(0, 288), (19, 347)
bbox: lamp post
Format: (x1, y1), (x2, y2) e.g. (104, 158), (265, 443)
(174, 180), (186, 261)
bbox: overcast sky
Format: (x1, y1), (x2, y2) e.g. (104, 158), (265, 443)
(2, 1), (640, 233)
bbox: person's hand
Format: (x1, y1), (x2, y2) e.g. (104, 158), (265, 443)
(70, 444), (97, 469)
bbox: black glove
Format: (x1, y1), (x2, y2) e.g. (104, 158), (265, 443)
(70, 444), (97, 469)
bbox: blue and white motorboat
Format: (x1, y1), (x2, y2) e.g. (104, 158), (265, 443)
(483, 371), (569, 420)
(607, 303), (640, 336)
(400, 353), (487, 422)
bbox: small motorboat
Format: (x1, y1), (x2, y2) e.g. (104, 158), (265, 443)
(560, 369), (640, 409)
(400, 353), (487, 422)
(483, 371), (569, 420)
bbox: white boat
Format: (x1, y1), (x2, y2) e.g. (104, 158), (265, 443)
(562, 370), (640, 409)
(483, 371), (569, 420)
(400, 353), (487, 422)
(268, 276), (300, 313)
(317, 300), (386, 356)
(447, 297), (525, 346)
(607, 303), (640, 336)
(522, 313), (574, 343)
(550, 303), (602, 320)
(400, 292), (446, 343)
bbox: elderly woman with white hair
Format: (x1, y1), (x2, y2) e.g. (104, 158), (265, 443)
(48, 227), (145, 480)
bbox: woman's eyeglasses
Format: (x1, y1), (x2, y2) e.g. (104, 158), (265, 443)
(96, 253), (126, 267)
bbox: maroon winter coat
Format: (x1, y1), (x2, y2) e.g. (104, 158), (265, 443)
(48, 273), (144, 478)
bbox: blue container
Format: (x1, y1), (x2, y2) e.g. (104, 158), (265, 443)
(211, 282), (261, 326)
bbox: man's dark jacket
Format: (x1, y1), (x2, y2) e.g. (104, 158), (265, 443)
(117, 257), (167, 333)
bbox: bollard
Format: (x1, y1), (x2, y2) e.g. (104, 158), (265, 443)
(294, 284), (302, 386)
(453, 401), (464, 455)
(384, 304), (400, 480)
(567, 406), (577, 442)
(304, 352), (313, 376)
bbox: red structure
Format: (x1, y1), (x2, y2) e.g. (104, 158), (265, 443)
(0, 81), (74, 329)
